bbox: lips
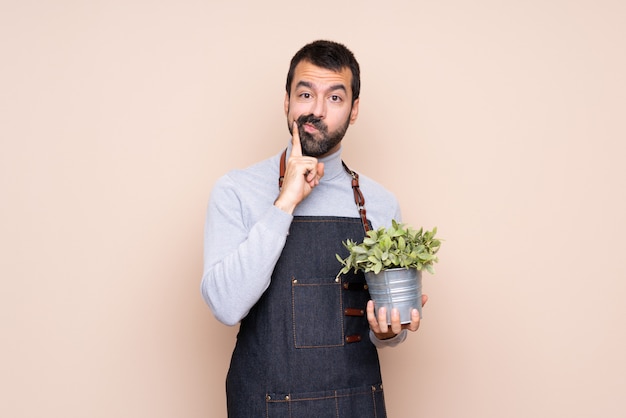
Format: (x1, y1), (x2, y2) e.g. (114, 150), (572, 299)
(303, 122), (319, 133)
(297, 114), (326, 134)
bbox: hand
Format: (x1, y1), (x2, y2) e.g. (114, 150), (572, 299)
(274, 121), (325, 214)
(367, 294), (429, 340)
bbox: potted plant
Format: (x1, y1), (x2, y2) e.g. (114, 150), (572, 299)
(336, 220), (442, 324)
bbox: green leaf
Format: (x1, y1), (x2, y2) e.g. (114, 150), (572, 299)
(363, 237), (377, 246)
(352, 246), (367, 254)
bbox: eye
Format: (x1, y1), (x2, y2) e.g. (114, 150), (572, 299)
(299, 92), (312, 99)
(330, 95), (342, 102)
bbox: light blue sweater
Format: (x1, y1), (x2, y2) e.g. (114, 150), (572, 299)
(201, 142), (407, 347)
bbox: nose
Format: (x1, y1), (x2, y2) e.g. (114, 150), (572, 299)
(311, 97), (326, 119)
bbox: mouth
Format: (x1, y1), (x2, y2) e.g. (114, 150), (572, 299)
(302, 122), (319, 133)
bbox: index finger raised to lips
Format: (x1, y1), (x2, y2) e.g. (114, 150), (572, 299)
(291, 121), (302, 157)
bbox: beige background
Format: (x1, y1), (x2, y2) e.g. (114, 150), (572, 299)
(1, 0), (625, 417)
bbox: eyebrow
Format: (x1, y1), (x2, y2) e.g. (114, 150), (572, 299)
(295, 80), (347, 94)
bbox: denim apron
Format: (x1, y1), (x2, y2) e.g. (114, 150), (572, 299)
(226, 216), (386, 417)
(225, 153), (385, 417)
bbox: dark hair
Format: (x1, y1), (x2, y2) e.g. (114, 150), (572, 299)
(285, 40), (361, 104)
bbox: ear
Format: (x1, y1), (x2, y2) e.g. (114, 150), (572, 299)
(284, 92), (290, 117)
(349, 98), (360, 124)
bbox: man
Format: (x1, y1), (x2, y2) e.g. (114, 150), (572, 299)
(201, 40), (426, 417)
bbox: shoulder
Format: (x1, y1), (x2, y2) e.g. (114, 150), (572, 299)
(357, 172), (396, 200)
(351, 171), (401, 229)
(213, 151), (281, 194)
(208, 151), (285, 226)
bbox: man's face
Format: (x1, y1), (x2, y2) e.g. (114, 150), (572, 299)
(285, 61), (360, 157)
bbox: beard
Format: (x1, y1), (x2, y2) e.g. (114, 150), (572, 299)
(289, 113), (351, 157)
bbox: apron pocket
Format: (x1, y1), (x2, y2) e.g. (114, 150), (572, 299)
(292, 276), (343, 348)
(266, 384), (386, 418)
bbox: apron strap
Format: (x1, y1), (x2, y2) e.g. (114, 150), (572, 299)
(279, 149), (371, 233)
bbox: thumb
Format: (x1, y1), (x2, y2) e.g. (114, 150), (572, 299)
(316, 162), (325, 179)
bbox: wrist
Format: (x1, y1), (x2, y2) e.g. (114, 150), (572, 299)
(374, 331), (398, 340)
(274, 196), (296, 214)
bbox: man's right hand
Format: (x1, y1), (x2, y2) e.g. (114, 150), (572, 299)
(274, 121), (325, 214)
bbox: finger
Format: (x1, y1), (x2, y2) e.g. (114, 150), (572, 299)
(366, 300), (380, 333)
(406, 308), (421, 332)
(303, 163), (325, 192)
(291, 121), (302, 157)
(377, 306), (389, 333)
(421, 294), (429, 307)
(305, 162), (325, 184)
(316, 162), (324, 180)
(390, 308), (402, 334)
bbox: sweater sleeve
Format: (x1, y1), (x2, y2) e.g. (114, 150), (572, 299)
(200, 174), (292, 326)
(369, 330), (408, 348)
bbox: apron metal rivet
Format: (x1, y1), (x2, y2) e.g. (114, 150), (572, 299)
(285, 395), (290, 400)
